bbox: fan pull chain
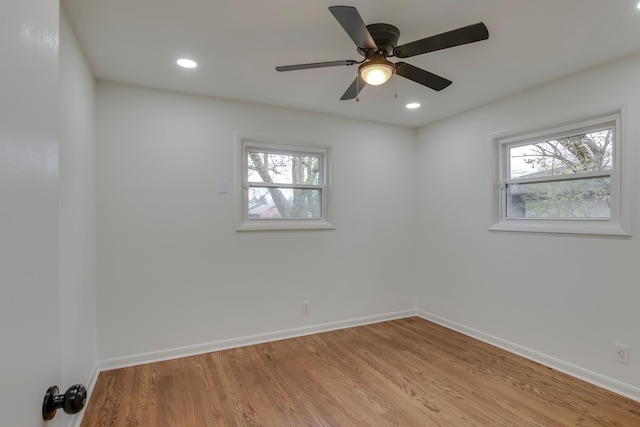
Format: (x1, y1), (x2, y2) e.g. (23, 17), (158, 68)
(394, 73), (398, 99)
(356, 76), (360, 102)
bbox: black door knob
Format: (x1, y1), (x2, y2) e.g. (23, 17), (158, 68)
(42, 384), (87, 420)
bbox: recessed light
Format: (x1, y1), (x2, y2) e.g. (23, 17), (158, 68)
(637, 1), (640, 9)
(176, 58), (197, 69)
(406, 102), (421, 109)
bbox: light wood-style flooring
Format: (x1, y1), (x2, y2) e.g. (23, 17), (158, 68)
(81, 317), (640, 426)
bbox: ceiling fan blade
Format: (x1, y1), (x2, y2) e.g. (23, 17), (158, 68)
(394, 22), (489, 58)
(329, 6), (377, 50)
(340, 76), (367, 100)
(276, 60), (357, 72)
(395, 62), (452, 91)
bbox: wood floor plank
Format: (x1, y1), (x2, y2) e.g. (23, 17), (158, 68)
(81, 317), (640, 426)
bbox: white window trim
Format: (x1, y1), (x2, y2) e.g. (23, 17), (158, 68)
(236, 137), (336, 232)
(489, 111), (631, 236)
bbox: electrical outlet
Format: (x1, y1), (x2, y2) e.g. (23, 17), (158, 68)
(615, 343), (630, 365)
(302, 300), (311, 315)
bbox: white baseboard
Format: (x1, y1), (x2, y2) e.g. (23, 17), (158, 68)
(97, 309), (416, 372)
(416, 309), (640, 403)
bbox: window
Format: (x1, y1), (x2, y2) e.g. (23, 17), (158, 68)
(490, 112), (630, 236)
(237, 141), (335, 231)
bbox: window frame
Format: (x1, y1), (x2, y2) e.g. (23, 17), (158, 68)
(489, 111), (631, 236)
(237, 139), (335, 232)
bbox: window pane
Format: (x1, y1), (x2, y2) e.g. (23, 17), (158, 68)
(248, 187), (321, 219)
(247, 151), (320, 185)
(506, 177), (610, 219)
(509, 129), (613, 179)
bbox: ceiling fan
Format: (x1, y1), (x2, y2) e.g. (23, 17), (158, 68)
(276, 6), (489, 100)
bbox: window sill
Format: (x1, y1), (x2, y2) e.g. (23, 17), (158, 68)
(236, 220), (336, 232)
(489, 220), (630, 237)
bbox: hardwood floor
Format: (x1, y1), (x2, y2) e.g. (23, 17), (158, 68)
(81, 317), (640, 426)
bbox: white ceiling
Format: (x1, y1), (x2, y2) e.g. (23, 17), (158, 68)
(62, 0), (640, 128)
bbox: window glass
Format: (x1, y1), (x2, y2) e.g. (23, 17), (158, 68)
(248, 187), (322, 219)
(508, 129), (613, 179)
(247, 151), (320, 185)
(506, 177), (610, 219)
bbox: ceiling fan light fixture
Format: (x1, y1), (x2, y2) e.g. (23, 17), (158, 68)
(359, 59), (394, 86)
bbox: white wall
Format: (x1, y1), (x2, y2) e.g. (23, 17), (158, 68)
(96, 82), (417, 360)
(415, 53), (640, 393)
(59, 7), (97, 416)
(0, 0), (61, 425)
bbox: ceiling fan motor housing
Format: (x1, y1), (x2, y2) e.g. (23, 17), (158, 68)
(358, 23), (400, 57)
